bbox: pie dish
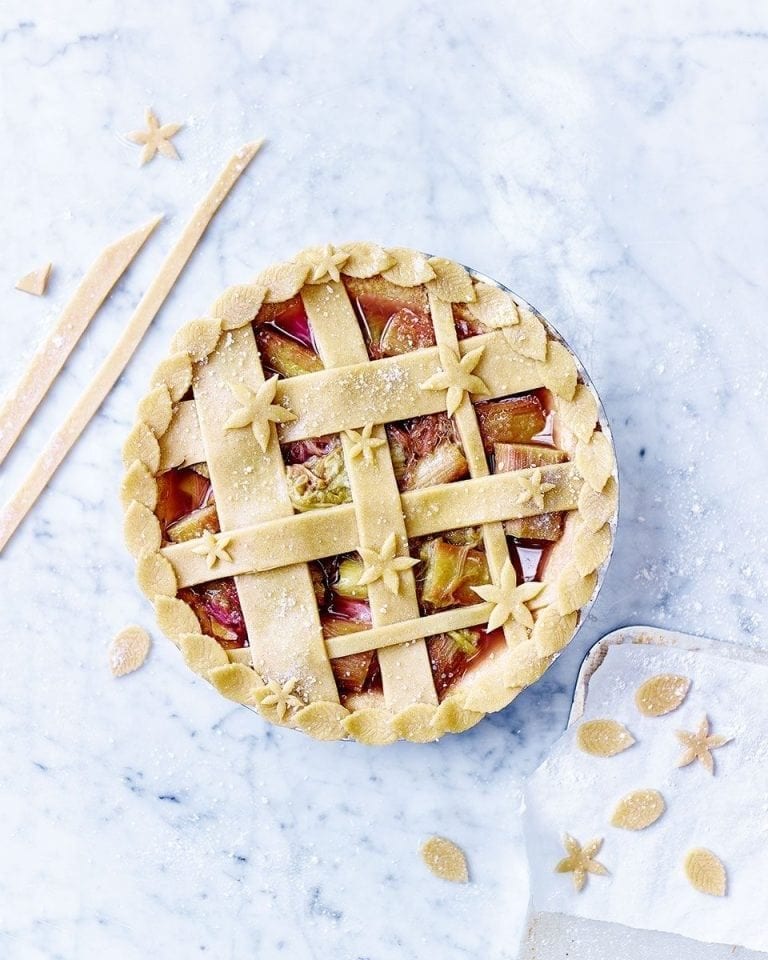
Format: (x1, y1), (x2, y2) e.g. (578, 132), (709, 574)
(121, 243), (618, 744)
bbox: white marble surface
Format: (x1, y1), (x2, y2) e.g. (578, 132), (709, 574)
(0, 2), (766, 958)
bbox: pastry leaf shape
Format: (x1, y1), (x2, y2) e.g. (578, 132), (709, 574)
(685, 848), (727, 897)
(427, 257), (475, 303)
(421, 836), (469, 883)
(635, 674), (691, 717)
(577, 719), (635, 757)
(109, 625), (151, 677)
(294, 702), (350, 741)
(466, 282), (519, 329)
(611, 789), (665, 831)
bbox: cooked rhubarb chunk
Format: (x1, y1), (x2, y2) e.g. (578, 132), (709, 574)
(387, 414), (469, 491)
(451, 302), (486, 340)
(331, 650), (380, 695)
(506, 512), (564, 542)
(332, 557), (368, 600)
(156, 467), (213, 532)
(427, 629), (481, 697)
(255, 326), (323, 378)
(321, 608), (372, 637)
(310, 562), (329, 609)
(493, 442), (567, 472)
(380, 307), (436, 356)
(179, 578), (247, 648)
(167, 504), (220, 543)
(285, 443), (351, 511)
(260, 295), (316, 349)
(418, 536), (490, 611)
(494, 442), (567, 544)
(403, 442), (468, 489)
(283, 435), (338, 464)
(475, 395), (547, 453)
(353, 294), (436, 358)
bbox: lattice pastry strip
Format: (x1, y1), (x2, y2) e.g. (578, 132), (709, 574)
(162, 463), (583, 589)
(425, 291), (526, 655)
(300, 281), (437, 709)
(158, 329), (552, 467)
(191, 323), (338, 702)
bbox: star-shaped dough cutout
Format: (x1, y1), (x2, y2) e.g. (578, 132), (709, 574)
(472, 557), (544, 632)
(126, 108), (183, 166)
(344, 423), (386, 465)
(224, 376), (297, 452)
(419, 344), (490, 416)
(357, 532), (419, 595)
(258, 678), (304, 722)
(555, 834), (609, 892)
(516, 467), (556, 511)
(191, 530), (233, 568)
(676, 715), (732, 775)
(300, 244), (349, 283)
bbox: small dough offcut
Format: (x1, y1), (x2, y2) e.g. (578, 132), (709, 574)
(15, 262), (52, 296)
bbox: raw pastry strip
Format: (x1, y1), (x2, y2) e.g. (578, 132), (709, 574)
(301, 281), (436, 709)
(426, 291), (518, 646)
(325, 603), (495, 659)
(159, 330), (546, 465)
(0, 216), (162, 466)
(192, 323), (338, 700)
(164, 462), (582, 588)
(0, 142), (263, 554)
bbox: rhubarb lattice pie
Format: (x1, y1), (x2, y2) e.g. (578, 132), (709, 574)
(122, 243), (617, 744)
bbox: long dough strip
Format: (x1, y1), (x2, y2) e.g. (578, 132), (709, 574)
(0, 140), (263, 553)
(0, 216), (162, 466)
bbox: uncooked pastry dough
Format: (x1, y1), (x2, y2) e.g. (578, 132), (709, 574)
(0, 141), (263, 553)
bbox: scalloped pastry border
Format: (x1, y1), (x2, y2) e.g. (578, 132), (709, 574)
(121, 242), (618, 744)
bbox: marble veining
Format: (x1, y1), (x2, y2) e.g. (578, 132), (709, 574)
(0, 1), (766, 957)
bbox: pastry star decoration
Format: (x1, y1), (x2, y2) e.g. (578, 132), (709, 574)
(676, 715), (732, 775)
(555, 834), (609, 892)
(357, 532), (419, 595)
(300, 243), (349, 283)
(419, 344), (489, 417)
(344, 423), (386, 465)
(258, 678), (304, 722)
(126, 108), (183, 165)
(472, 557), (544, 632)
(516, 468), (556, 511)
(192, 530), (233, 568)
(224, 376), (297, 452)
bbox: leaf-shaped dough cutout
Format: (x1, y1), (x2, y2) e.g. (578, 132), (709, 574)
(170, 317), (222, 362)
(577, 719), (636, 757)
(338, 241), (395, 278)
(635, 674), (691, 717)
(211, 283), (266, 330)
(209, 662), (262, 704)
(427, 257), (475, 302)
(467, 282), (519, 329)
(109, 625), (151, 677)
(685, 848), (727, 897)
(381, 248), (436, 286)
(611, 789), (665, 830)
(343, 708), (397, 745)
(421, 836), (469, 883)
(294, 702), (350, 740)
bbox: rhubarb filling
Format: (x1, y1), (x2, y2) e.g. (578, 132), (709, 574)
(155, 287), (573, 702)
